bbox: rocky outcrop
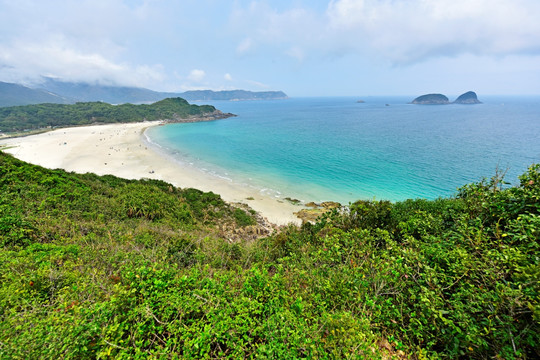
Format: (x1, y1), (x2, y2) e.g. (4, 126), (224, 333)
(167, 110), (236, 123)
(218, 202), (278, 242)
(411, 94), (450, 105)
(294, 201), (342, 224)
(295, 208), (326, 223)
(453, 91), (482, 104)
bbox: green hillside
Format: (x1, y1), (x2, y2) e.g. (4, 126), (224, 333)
(0, 97), (224, 133)
(0, 151), (538, 359)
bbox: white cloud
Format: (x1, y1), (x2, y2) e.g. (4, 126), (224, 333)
(236, 38), (253, 54)
(326, 0), (540, 63)
(0, 39), (167, 87)
(286, 47), (305, 62)
(187, 69), (206, 83)
(229, 3), (323, 60)
(224, 73), (233, 81)
(1, 0), (539, 94)
(245, 79), (270, 89)
(0, 0), (172, 88)
(228, 0), (540, 64)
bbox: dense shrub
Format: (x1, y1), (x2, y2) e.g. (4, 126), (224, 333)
(1, 151), (538, 359)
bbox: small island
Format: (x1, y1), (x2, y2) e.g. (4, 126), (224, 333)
(453, 91), (482, 104)
(411, 93), (450, 105)
(412, 91), (482, 105)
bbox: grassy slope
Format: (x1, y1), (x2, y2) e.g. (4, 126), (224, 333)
(0, 151), (538, 359)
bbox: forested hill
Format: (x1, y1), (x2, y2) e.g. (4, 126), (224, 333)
(0, 149), (538, 358)
(0, 97), (233, 133)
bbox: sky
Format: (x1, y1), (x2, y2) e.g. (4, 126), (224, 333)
(1, 0), (540, 97)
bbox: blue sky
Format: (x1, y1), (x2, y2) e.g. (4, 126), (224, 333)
(1, 0), (539, 96)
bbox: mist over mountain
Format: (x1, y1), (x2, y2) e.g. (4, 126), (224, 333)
(0, 79), (288, 107)
(37, 79), (169, 104)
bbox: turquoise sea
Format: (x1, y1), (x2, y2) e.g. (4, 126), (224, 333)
(146, 96), (540, 204)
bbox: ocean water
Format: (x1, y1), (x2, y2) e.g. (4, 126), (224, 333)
(146, 96), (540, 204)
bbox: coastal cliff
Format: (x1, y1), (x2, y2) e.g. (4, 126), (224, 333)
(167, 109), (236, 123)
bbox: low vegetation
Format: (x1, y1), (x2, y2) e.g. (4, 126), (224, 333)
(0, 97), (219, 133)
(1, 151), (538, 359)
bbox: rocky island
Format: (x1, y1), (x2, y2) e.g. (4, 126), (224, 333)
(411, 93), (450, 105)
(412, 91), (482, 105)
(453, 91), (482, 104)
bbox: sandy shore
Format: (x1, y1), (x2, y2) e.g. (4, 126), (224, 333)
(0, 122), (302, 225)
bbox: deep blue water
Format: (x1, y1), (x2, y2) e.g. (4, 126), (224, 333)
(146, 96), (540, 203)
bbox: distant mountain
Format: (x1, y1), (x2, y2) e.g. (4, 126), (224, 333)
(181, 90), (288, 101)
(453, 91), (482, 104)
(38, 79), (170, 104)
(38, 79), (288, 104)
(411, 94), (450, 105)
(0, 82), (71, 107)
(0, 79), (289, 106)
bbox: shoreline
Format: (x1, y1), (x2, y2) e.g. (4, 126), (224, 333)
(0, 122), (302, 226)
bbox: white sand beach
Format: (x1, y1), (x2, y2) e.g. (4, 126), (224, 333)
(0, 122), (302, 225)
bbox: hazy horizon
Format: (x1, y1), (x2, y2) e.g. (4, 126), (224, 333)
(1, 1), (540, 97)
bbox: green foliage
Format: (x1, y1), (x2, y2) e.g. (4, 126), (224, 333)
(0, 97), (219, 132)
(0, 207), (35, 247)
(119, 183), (193, 223)
(348, 199), (393, 230)
(233, 208), (256, 227)
(1, 151), (539, 359)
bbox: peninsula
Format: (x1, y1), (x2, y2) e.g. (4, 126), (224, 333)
(0, 97), (234, 133)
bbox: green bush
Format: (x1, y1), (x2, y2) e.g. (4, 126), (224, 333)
(233, 208), (256, 227)
(1, 151), (539, 359)
(0, 207), (35, 248)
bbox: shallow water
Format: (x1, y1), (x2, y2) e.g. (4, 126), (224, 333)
(146, 96), (540, 204)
